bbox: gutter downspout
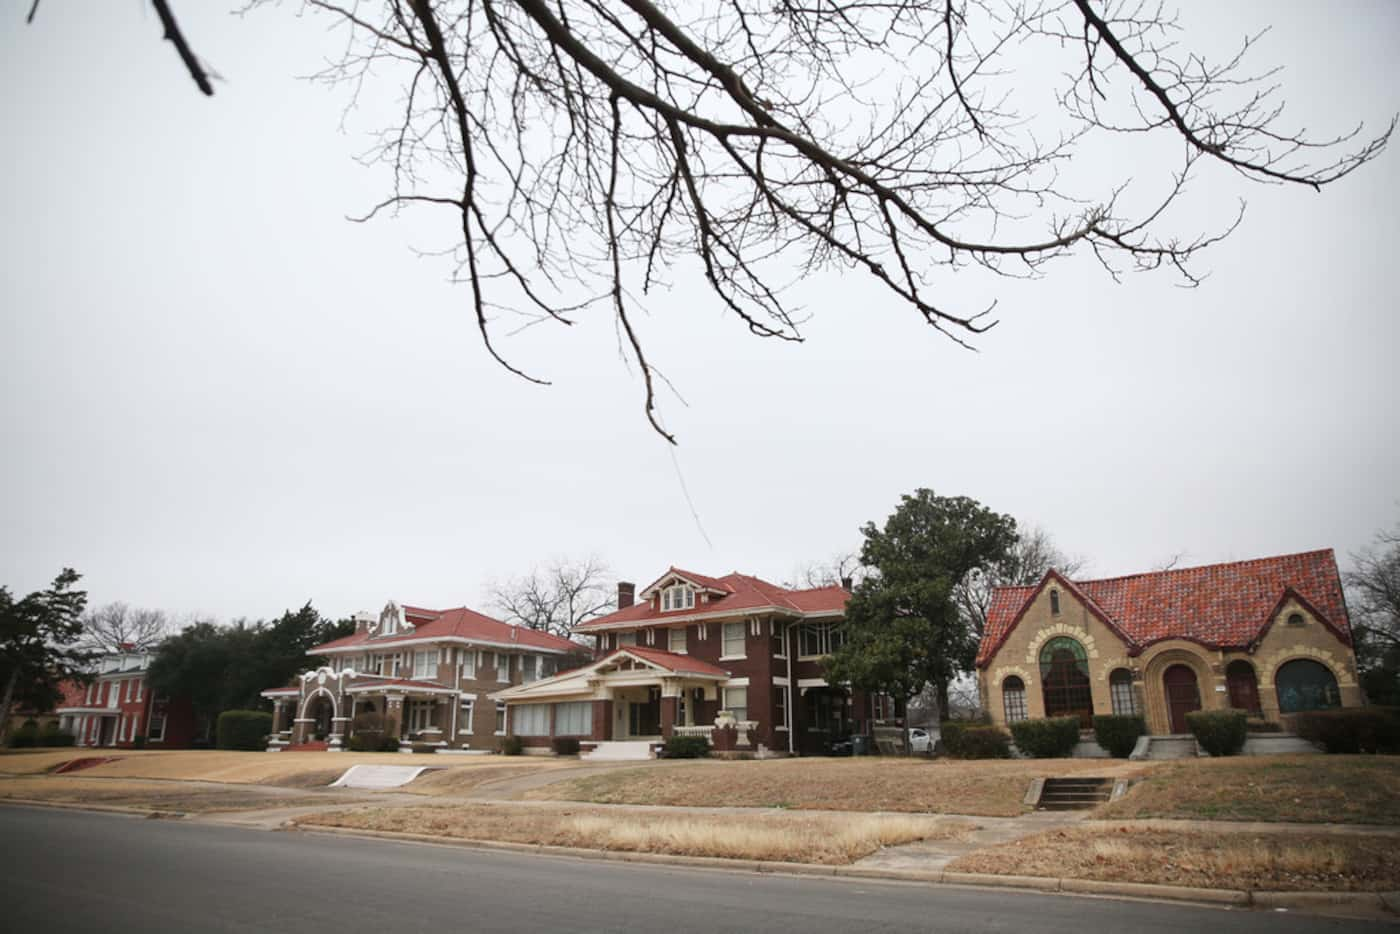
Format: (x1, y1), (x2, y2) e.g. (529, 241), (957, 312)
(785, 621), (795, 755)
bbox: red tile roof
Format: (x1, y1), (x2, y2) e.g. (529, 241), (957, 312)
(576, 569), (849, 632)
(611, 645), (732, 678)
(976, 549), (1350, 667)
(311, 605), (585, 655)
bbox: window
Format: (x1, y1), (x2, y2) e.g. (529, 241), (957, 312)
(662, 585), (696, 611)
(773, 623), (786, 658)
(1039, 636), (1093, 728)
(494, 702), (507, 734)
(722, 686), (748, 722)
(1275, 659), (1341, 713)
(1050, 589), (1061, 615)
(798, 622), (846, 657)
(522, 655), (539, 683)
(669, 627), (687, 654)
(554, 702), (592, 736)
(412, 649), (440, 680)
(1109, 668), (1137, 716)
(458, 699), (475, 734)
(514, 704), (550, 736)
(148, 703), (167, 741)
(540, 656), (557, 678)
(1287, 612), (1305, 627)
(1002, 676), (1028, 722)
(461, 650), (476, 679)
(722, 622), (746, 658)
(618, 631), (636, 646)
(774, 686), (788, 731)
(406, 700), (435, 732)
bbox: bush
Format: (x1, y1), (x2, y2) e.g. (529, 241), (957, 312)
(1246, 718), (1283, 733)
(38, 725), (77, 748)
(1186, 709), (1247, 757)
(347, 733), (393, 752)
(380, 735), (402, 752)
(501, 735), (524, 756)
(216, 710), (274, 751)
(662, 735), (710, 759)
(129, 734), (147, 749)
(1009, 717), (1081, 758)
(940, 721), (1011, 759)
(552, 737), (581, 756)
(1294, 708), (1400, 755)
(6, 722), (39, 748)
(1093, 715), (1147, 758)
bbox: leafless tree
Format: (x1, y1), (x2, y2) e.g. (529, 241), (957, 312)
(1346, 523), (1400, 664)
(79, 602), (170, 654)
(34, 2), (1393, 440)
(787, 552), (866, 590)
(490, 556), (614, 638)
(954, 525), (1085, 640)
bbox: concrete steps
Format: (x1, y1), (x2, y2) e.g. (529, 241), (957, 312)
(581, 740), (656, 761)
(1036, 777), (1112, 811)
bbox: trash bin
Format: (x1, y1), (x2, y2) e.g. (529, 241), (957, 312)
(852, 735), (872, 756)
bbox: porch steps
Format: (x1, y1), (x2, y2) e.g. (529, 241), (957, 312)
(581, 740), (656, 761)
(1129, 735), (1199, 760)
(1035, 777), (1113, 811)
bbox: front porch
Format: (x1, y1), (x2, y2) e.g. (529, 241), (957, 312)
(263, 673), (463, 751)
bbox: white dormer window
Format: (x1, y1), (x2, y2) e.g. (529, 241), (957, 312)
(662, 584), (695, 612)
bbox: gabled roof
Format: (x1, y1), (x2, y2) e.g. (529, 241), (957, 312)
(492, 647), (732, 703)
(976, 549), (1350, 667)
(576, 569), (848, 632)
(310, 605), (585, 655)
(608, 645), (731, 678)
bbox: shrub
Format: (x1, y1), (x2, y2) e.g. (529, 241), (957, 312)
(38, 725), (77, 748)
(1245, 718), (1283, 734)
(380, 735), (403, 752)
(552, 737), (581, 756)
(662, 735), (710, 759)
(347, 733), (390, 752)
(1294, 708), (1400, 754)
(501, 735), (524, 756)
(1185, 709), (1247, 757)
(130, 734), (147, 749)
(1009, 717), (1081, 758)
(1093, 715), (1147, 758)
(6, 722), (39, 748)
(940, 721), (1011, 759)
(216, 710), (274, 750)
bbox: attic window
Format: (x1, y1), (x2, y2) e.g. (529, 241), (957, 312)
(662, 584), (695, 612)
(1287, 612), (1305, 627)
(1050, 589), (1061, 615)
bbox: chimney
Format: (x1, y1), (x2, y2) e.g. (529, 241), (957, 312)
(840, 576), (853, 590)
(617, 581), (635, 609)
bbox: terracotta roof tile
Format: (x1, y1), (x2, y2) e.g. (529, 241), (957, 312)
(311, 606), (584, 655)
(612, 645), (732, 678)
(976, 549), (1349, 667)
(576, 570), (849, 631)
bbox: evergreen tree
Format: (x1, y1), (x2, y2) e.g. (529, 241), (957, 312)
(0, 569), (91, 742)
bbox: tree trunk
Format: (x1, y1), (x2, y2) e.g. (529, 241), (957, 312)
(0, 667), (18, 746)
(933, 678), (950, 724)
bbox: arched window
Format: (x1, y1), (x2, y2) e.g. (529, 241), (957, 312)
(1039, 637), (1093, 728)
(1109, 668), (1137, 716)
(1050, 589), (1061, 615)
(1002, 676), (1028, 723)
(1225, 660), (1262, 715)
(1276, 659), (1341, 713)
(1286, 612), (1305, 627)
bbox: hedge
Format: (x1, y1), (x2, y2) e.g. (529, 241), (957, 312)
(1093, 715), (1146, 758)
(5, 721), (40, 748)
(663, 735), (710, 759)
(216, 710), (274, 750)
(1185, 709), (1247, 757)
(551, 737), (581, 756)
(500, 735), (524, 756)
(940, 721), (1011, 759)
(1009, 717), (1080, 758)
(1293, 708), (1400, 754)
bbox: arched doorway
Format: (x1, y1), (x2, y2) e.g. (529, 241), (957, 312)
(1275, 659), (1341, 713)
(304, 693), (334, 741)
(1225, 660), (1261, 715)
(1162, 664), (1201, 733)
(1039, 637), (1093, 729)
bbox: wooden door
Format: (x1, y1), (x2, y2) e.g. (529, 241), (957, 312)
(1163, 664), (1201, 734)
(1225, 661), (1261, 715)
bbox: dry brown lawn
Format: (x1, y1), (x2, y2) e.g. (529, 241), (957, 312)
(1100, 756), (1400, 825)
(0, 749), (567, 788)
(950, 826), (1400, 892)
(526, 757), (1139, 816)
(0, 775), (368, 813)
(300, 803), (971, 864)
(405, 765), (553, 796)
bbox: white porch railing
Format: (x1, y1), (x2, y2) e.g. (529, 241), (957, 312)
(671, 725), (712, 742)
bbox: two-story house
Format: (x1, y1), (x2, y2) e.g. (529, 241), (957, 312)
(261, 601), (589, 751)
(53, 648), (198, 748)
(493, 568), (897, 757)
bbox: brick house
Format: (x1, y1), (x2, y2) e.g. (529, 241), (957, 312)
(976, 550), (1363, 735)
(261, 601), (589, 751)
(494, 568), (898, 756)
(53, 649), (198, 748)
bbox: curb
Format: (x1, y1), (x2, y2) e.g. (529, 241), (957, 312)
(0, 798), (186, 820)
(288, 822), (1395, 918)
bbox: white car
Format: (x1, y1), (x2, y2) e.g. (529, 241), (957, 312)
(909, 728), (935, 754)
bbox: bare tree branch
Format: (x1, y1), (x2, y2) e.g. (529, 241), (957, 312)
(490, 556), (614, 639)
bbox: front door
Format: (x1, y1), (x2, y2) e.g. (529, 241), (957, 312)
(628, 689), (661, 737)
(1163, 664), (1201, 733)
(98, 717), (116, 747)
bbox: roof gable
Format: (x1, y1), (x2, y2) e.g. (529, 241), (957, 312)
(577, 568), (849, 632)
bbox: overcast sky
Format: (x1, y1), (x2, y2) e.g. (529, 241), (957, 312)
(2, 2), (1397, 623)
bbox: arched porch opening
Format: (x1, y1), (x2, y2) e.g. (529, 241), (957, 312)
(1225, 660), (1262, 716)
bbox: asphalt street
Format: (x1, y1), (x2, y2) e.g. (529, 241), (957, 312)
(0, 806), (1378, 933)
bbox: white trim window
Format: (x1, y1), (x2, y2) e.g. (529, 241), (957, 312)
(406, 700), (435, 732)
(494, 702), (507, 735)
(521, 655), (539, 683)
(798, 622), (846, 658)
(721, 622), (746, 659)
(668, 627), (687, 654)
(148, 703), (168, 742)
(554, 702), (592, 736)
(412, 648), (440, 680)
(461, 650), (476, 679)
(722, 686), (748, 722)
(775, 686), (788, 731)
(458, 698), (475, 735)
(513, 704), (550, 737)
(662, 584), (696, 612)
(617, 631), (636, 647)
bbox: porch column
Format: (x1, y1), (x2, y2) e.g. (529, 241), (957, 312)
(270, 701), (286, 734)
(660, 696), (677, 738)
(591, 700), (612, 741)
